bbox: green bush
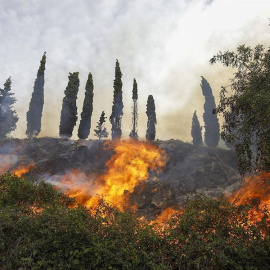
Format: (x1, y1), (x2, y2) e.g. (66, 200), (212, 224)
(0, 174), (269, 269)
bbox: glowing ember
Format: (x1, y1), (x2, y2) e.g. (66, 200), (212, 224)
(229, 172), (270, 222)
(12, 162), (36, 177)
(57, 139), (166, 211)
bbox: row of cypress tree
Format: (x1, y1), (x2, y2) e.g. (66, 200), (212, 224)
(3, 53), (156, 141)
(191, 76), (220, 147)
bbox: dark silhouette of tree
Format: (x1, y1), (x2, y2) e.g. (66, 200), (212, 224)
(191, 110), (203, 145)
(146, 95), (156, 141)
(0, 77), (18, 139)
(129, 79), (138, 139)
(201, 76), (220, 147)
(94, 111), (108, 140)
(26, 52), (46, 138)
(210, 44), (270, 173)
(78, 73), (94, 139)
(59, 72), (80, 138)
(110, 59), (123, 139)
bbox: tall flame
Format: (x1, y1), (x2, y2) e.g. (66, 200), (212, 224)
(57, 139), (166, 211)
(229, 171), (270, 222)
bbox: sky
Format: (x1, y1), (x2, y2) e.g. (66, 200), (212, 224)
(0, 0), (269, 143)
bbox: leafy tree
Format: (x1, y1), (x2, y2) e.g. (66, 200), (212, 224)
(191, 110), (203, 145)
(0, 78), (18, 139)
(26, 52), (46, 138)
(201, 76), (220, 147)
(94, 111), (108, 140)
(146, 95), (156, 141)
(78, 72), (94, 139)
(59, 72), (80, 138)
(110, 59), (123, 139)
(129, 79), (138, 139)
(210, 44), (270, 173)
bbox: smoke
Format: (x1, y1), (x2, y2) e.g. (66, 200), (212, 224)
(0, 0), (269, 141)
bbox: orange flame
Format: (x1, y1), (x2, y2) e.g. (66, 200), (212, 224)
(57, 139), (166, 211)
(12, 162), (36, 177)
(150, 207), (180, 225)
(229, 172), (270, 222)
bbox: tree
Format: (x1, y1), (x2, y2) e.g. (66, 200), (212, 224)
(94, 111), (108, 140)
(26, 52), (46, 138)
(210, 44), (270, 173)
(201, 76), (220, 147)
(59, 72), (80, 138)
(146, 95), (156, 141)
(129, 79), (138, 139)
(191, 110), (203, 145)
(110, 59), (123, 139)
(78, 73), (94, 139)
(0, 78), (18, 139)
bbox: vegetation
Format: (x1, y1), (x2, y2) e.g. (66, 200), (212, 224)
(211, 44), (270, 174)
(146, 95), (156, 141)
(110, 59), (124, 139)
(129, 78), (138, 139)
(0, 173), (269, 269)
(26, 52), (46, 138)
(191, 110), (203, 145)
(0, 78), (18, 139)
(201, 77), (220, 147)
(94, 111), (108, 140)
(78, 72), (94, 139)
(59, 72), (80, 138)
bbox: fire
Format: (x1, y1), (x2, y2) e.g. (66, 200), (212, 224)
(12, 162), (36, 177)
(56, 139), (166, 211)
(229, 172), (270, 222)
(150, 207), (180, 225)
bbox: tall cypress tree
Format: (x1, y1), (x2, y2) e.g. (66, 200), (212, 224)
(59, 72), (80, 138)
(0, 77), (18, 139)
(129, 78), (138, 139)
(26, 52), (46, 138)
(146, 95), (156, 141)
(78, 72), (94, 139)
(191, 110), (203, 145)
(201, 76), (220, 147)
(110, 59), (123, 139)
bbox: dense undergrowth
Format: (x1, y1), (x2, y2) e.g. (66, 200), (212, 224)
(0, 173), (270, 269)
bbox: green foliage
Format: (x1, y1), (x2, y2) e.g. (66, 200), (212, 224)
(78, 72), (94, 139)
(0, 78), (18, 139)
(146, 95), (156, 141)
(94, 111), (108, 140)
(201, 77), (220, 147)
(210, 44), (270, 173)
(59, 72), (80, 138)
(191, 110), (203, 145)
(26, 52), (46, 139)
(165, 198), (270, 269)
(0, 174), (269, 269)
(110, 59), (123, 139)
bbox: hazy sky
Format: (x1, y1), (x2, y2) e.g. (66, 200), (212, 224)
(0, 0), (269, 142)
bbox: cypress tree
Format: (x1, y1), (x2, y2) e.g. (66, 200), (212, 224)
(59, 72), (80, 138)
(110, 59), (123, 139)
(94, 111), (108, 140)
(78, 73), (94, 139)
(129, 79), (138, 139)
(146, 95), (156, 141)
(0, 77), (18, 139)
(201, 76), (220, 147)
(26, 52), (46, 138)
(191, 110), (203, 145)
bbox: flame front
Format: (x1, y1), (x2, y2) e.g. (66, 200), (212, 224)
(58, 139), (166, 211)
(12, 162), (36, 177)
(229, 172), (270, 222)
